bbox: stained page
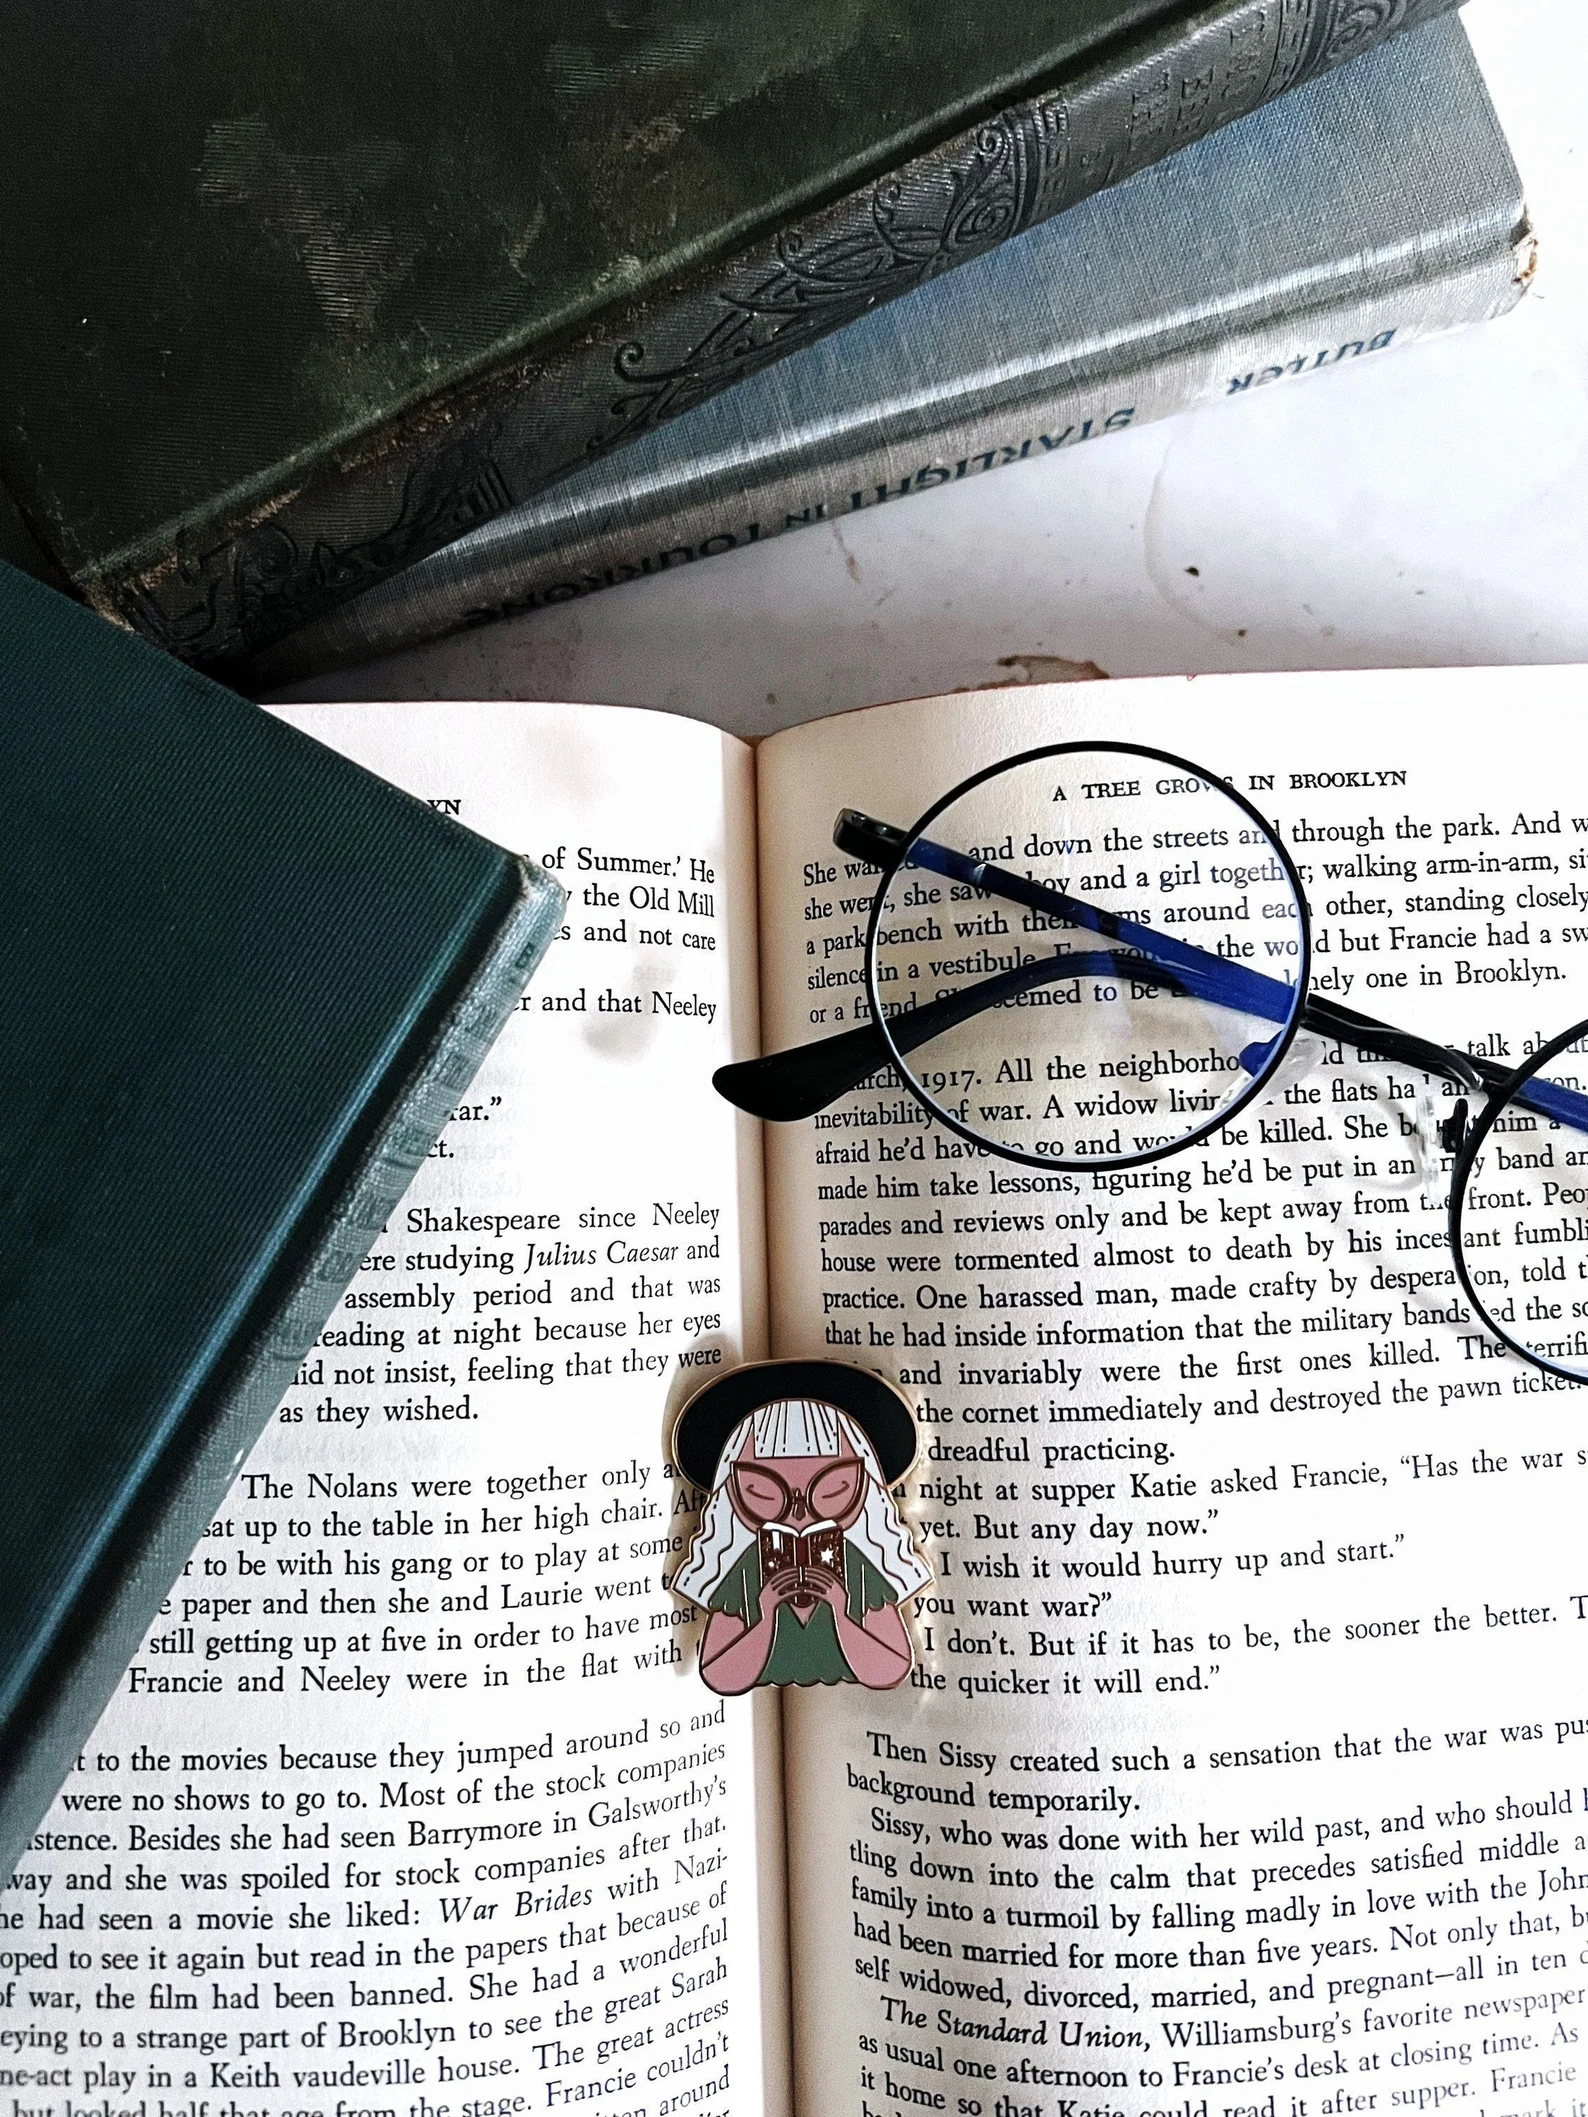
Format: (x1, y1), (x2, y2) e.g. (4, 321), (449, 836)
(753, 669), (1588, 2117)
(14, 701), (783, 2117)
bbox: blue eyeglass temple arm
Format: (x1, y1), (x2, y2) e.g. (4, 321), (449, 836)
(713, 810), (1588, 1138)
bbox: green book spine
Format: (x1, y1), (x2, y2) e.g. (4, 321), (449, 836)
(90, 0), (1460, 668)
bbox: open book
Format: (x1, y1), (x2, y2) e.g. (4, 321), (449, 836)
(24, 669), (1588, 2117)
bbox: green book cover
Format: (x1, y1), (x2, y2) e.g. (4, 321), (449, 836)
(0, 0), (1459, 666)
(0, 564), (564, 1881)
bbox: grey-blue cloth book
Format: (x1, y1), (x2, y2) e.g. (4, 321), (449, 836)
(249, 13), (1527, 690)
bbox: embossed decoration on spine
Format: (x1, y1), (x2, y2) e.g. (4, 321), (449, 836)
(114, 442), (511, 658)
(1269, 0), (1329, 103)
(1321, 0), (1411, 65)
(599, 114), (1036, 451)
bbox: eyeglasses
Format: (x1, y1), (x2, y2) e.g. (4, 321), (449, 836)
(714, 740), (1588, 1387)
(730, 1458), (867, 1529)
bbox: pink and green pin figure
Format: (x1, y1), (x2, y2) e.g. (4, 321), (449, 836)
(670, 1360), (932, 1695)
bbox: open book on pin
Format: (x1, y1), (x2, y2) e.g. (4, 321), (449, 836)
(24, 665), (1588, 2117)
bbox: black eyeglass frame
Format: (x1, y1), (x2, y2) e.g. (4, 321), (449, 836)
(718, 739), (1505, 1152)
(714, 739), (1588, 1387)
(860, 740), (1313, 1173)
(1448, 1015), (1588, 1386)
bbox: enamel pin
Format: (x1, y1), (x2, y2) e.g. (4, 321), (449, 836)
(670, 1360), (932, 1695)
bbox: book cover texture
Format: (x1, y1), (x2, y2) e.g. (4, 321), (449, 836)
(0, 567), (564, 1881)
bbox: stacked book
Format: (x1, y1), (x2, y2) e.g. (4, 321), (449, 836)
(0, 1), (1525, 689)
(252, 13), (1529, 689)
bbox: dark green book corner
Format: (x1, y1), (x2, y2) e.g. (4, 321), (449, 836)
(0, 564), (565, 1884)
(0, 0), (1459, 667)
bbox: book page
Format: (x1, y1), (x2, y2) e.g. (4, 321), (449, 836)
(14, 701), (783, 2117)
(754, 670), (1588, 2117)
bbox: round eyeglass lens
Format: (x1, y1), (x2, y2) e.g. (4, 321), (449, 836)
(866, 745), (1308, 1168)
(1451, 1022), (1588, 1382)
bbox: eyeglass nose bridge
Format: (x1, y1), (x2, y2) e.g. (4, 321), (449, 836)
(1437, 1099), (1470, 1157)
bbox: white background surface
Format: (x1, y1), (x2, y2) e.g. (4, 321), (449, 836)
(273, 0), (1588, 740)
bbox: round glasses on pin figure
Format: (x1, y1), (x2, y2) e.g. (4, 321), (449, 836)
(715, 741), (1588, 1388)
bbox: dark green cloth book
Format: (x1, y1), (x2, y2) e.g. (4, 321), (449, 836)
(0, 564), (565, 1883)
(0, 0), (1459, 670)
